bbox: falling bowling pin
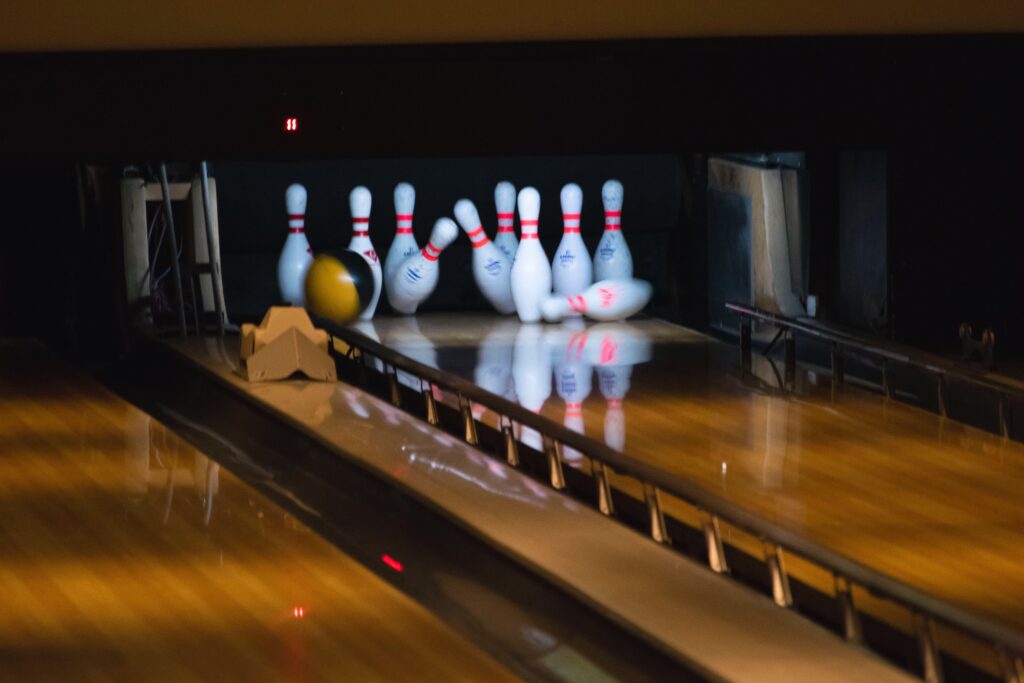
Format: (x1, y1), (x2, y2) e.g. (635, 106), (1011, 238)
(384, 183), (419, 310)
(348, 186), (382, 320)
(509, 187), (552, 323)
(388, 218), (459, 314)
(541, 278), (652, 322)
(593, 179), (633, 281)
(494, 181), (518, 261)
(551, 183), (592, 301)
(277, 183), (314, 306)
(454, 199), (516, 314)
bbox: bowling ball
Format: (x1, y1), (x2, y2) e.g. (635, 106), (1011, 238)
(304, 249), (375, 324)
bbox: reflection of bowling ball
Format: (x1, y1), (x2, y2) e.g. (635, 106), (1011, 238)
(304, 249), (375, 324)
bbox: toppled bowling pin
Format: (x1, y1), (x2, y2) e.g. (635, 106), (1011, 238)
(551, 183), (593, 301)
(389, 217), (459, 314)
(541, 278), (652, 323)
(593, 179), (633, 281)
(384, 182), (419, 310)
(509, 187), (552, 323)
(348, 186), (382, 320)
(494, 181), (518, 261)
(277, 183), (314, 306)
(454, 198), (516, 315)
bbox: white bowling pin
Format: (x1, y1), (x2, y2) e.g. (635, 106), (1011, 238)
(277, 183), (314, 306)
(541, 278), (652, 323)
(509, 187), (552, 323)
(348, 186), (382, 320)
(384, 182), (419, 310)
(454, 199), (516, 315)
(389, 218), (459, 314)
(593, 179), (633, 281)
(551, 183), (593, 301)
(494, 181), (518, 261)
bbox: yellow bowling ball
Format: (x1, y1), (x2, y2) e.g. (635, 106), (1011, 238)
(304, 249), (375, 324)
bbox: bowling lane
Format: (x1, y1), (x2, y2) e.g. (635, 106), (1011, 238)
(364, 313), (1024, 636)
(0, 340), (516, 682)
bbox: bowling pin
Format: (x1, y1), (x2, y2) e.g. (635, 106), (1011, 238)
(551, 182), (593, 303)
(277, 183), (314, 306)
(389, 217), (459, 315)
(494, 181), (518, 260)
(348, 186), (382, 320)
(453, 199), (516, 315)
(384, 182), (419, 310)
(593, 179), (633, 281)
(509, 187), (552, 323)
(541, 278), (652, 322)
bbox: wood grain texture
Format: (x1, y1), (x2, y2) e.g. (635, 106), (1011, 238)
(0, 339), (514, 683)
(368, 313), (1024, 657)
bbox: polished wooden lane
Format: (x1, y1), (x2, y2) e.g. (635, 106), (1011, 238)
(0, 340), (516, 682)
(363, 314), (1024, 645)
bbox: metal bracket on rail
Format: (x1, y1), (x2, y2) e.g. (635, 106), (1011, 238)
(997, 646), (1024, 683)
(387, 365), (402, 408)
(500, 416), (519, 467)
(543, 436), (567, 490)
(593, 460), (615, 516)
(423, 383), (440, 425)
(914, 612), (944, 683)
(702, 513), (729, 574)
(833, 574), (863, 644)
(458, 393), (479, 446)
(764, 542), (793, 608)
(643, 483), (670, 545)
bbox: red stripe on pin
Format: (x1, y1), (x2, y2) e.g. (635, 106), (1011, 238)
(288, 227), (304, 234)
(497, 227), (514, 233)
(568, 295), (587, 313)
(562, 213), (580, 220)
(605, 211), (621, 218)
(497, 212), (514, 219)
(521, 219), (538, 227)
(521, 233), (539, 240)
(288, 214), (305, 220)
(563, 228), (580, 234)
(353, 217), (369, 224)
(353, 230), (369, 237)
(396, 214), (413, 221)
(467, 226), (484, 238)
(396, 228), (413, 234)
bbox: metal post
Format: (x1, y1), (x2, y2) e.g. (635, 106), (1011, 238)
(502, 419), (520, 467)
(784, 328), (796, 388)
(764, 542), (793, 607)
(593, 460), (614, 516)
(936, 376), (949, 418)
(833, 574), (863, 644)
(703, 513), (729, 574)
(388, 366), (402, 408)
(157, 164), (187, 337)
(543, 436), (566, 490)
(198, 162), (225, 336)
(997, 646), (1023, 683)
(740, 316), (752, 371)
(423, 384), (439, 425)
(643, 483), (670, 544)
(913, 612), (944, 683)
(459, 395), (479, 446)
(998, 394), (1011, 439)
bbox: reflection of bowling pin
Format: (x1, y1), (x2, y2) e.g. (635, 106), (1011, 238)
(542, 279), (652, 323)
(384, 183), (419, 310)
(494, 181), (518, 261)
(549, 322), (593, 463)
(277, 183), (314, 306)
(387, 316), (439, 391)
(583, 322), (653, 367)
(352, 320), (386, 373)
(389, 218), (459, 315)
(348, 186), (383, 320)
(454, 199), (516, 314)
(599, 365), (631, 452)
(513, 323), (552, 451)
(510, 187), (552, 323)
(593, 180), (633, 281)
(551, 183), (592, 300)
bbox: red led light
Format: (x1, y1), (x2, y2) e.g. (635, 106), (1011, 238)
(284, 117), (299, 133)
(381, 554), (404, 573)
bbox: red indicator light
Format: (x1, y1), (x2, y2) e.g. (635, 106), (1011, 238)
(284, 117), (299, 133)
(381, 554), (404, 573)
(291, 606), (305, 618)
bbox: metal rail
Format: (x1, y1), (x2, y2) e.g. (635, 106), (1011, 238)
(324, 319), (1024, 682)
(727, 302), (1023, 439)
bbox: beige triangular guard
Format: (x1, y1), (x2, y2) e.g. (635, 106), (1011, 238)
(240, 306), (336, 382)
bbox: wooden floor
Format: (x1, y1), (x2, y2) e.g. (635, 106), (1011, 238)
(365, 314), (1024, 647)
(0, 340), (515, 682)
